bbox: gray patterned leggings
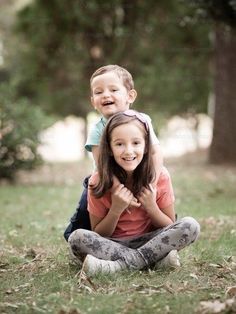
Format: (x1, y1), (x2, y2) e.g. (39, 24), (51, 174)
(68, 217), (200, 270)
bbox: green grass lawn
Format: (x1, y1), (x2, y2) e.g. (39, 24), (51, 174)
(0, 154), (236, 314)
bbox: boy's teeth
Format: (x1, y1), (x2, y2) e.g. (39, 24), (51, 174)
(103, 101), (113, 105)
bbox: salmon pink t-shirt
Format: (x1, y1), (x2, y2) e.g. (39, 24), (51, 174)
(88, 167), (175, 238)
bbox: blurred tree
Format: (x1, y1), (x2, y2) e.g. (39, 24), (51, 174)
(0, 84), (50, 180)
(189, 0), (236, 164)
(14, 0), (210, 125)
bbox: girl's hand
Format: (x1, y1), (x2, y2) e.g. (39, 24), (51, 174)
(111, 176), (141, 208)
(130, 196), (141, 208)
(110, 184), (134, 215)
(137, 184), (157, 212)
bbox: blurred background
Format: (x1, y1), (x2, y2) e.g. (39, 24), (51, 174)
(0, 0), (235, 181)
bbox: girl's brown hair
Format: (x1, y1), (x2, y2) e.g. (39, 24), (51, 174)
(90, 111), (155, 198)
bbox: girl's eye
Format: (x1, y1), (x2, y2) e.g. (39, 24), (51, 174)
(134, 141), (141, 145)
(94, 91), (102, 95)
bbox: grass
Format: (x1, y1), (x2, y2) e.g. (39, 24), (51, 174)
(0, 153), (236, 314)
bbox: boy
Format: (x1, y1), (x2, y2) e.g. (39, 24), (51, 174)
(64, 65), (163, 241)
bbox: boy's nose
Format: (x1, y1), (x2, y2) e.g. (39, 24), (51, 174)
(103, 90), (110, 97)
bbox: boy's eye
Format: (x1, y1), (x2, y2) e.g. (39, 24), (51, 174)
(94, 91), (102, 95)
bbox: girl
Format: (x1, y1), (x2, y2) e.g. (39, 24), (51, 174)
(68, 110), (200, 275)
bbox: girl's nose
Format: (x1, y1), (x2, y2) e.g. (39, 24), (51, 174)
(125, 144), (133, 154)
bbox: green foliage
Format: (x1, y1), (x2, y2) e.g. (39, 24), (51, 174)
(0, 84), (50, 180)
(14, 0), (211, 118)
(188, 0), (236, 27)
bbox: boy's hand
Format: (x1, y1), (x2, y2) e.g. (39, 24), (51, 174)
(137, 184), (157, 212)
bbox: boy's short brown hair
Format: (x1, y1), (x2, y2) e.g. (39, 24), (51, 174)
(90, 65), (134, 91)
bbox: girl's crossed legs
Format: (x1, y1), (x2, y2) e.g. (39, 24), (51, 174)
(68, 216), (200, 270)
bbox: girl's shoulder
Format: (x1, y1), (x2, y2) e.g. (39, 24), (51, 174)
(158, 167), (171, 183)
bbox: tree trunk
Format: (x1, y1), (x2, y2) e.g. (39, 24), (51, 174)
(209, 24), (236, 164)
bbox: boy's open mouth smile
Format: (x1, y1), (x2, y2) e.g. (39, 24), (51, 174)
(103, 101), (114, 106)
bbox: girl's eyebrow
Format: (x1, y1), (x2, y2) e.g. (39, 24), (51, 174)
(112, 137), (143, 142)
(112, 138), (124, 142)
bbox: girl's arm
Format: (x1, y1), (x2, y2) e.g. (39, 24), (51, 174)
(138, 184), (175, 228)
(90, 184), (134, 237)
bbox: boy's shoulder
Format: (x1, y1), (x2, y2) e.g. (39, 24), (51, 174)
(139, 112), (151, 119)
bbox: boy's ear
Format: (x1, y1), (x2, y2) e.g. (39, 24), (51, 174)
(128, 89), (137, 104)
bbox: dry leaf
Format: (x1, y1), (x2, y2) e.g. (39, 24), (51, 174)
(198, 299), (236, 314)
(0, 302), (18, 309)
(208, 263), (223, 268)
(199, 300), (226, 313)
(190, 273), (198, 280)
(226, 286), (236, 297)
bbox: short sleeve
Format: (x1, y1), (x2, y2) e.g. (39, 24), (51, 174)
(156, 167), (175, 209)
(85, 126), (99, 152)
(85, 121), (103, 152)
(87, 174), (110, 217)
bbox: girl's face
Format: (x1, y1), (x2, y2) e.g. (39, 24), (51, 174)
(110, 121), (146, 176)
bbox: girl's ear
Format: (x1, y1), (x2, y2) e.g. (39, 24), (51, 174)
(127, 89), (137, 104)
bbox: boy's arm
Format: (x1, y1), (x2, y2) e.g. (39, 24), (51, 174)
(91, 145), (100, 169)
(152, 144), (163, 185)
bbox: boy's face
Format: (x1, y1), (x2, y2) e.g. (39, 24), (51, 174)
(91, 72), (137, 119)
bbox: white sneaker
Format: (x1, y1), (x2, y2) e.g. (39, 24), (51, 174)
(83, 254), (126, 275)
(156, 250), (181, 269)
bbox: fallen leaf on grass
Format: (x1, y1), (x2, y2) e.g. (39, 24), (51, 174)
(190, 273), (199, 280)
(0, 302), (26, 309)
(5, 283), (30, 294)
(198, 299), (236, 314)
(226, 286), (236, 297)
(58, 308), (81, 314)
(208, 263), (224, 268)
(0, 302), (19, 309)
